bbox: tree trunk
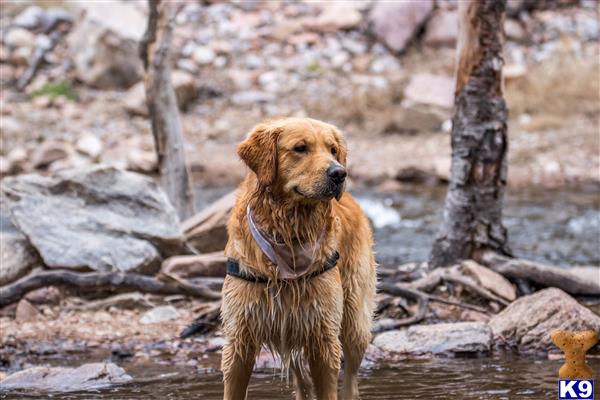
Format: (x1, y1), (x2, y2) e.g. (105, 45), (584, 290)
(430, 0), (511, 268)
(140, 0), (195, 220)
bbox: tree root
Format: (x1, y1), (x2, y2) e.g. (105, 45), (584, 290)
(0, 269), (221, 307)
(479, 251), (600, 296)
(376, 283), (428, 332)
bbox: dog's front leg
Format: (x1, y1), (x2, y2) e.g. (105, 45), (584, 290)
(307, 341), (341, 400)
(222, 338), (258, 400)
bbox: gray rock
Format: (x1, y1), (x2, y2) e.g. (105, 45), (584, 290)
(369, 0), (434, 53)
(231, 90), (275, 106)
(0, 363), (132, 392)
(403, 73), (455, 109)
(424, 10), (458, 47)
(3, 28), (35, 49)
(306, 3), (362, 32)
(0, 228), (38, 286)
(388, 103), (448, 133)
(15, 298), (41, 322)
(68, 2), (145, 89)
(1, 166), (182, 274)
(373, 322), (492, 355)
(13, 6), (45, 29)
(76, 133), (103, 160)
(31, 140), (71, 169)
(192, 46), (216, 65)
(140, 305), (180, 324)
(489, 288), (600, 353)
(14, 6), (71, 31)
(124, 71), (198, 116)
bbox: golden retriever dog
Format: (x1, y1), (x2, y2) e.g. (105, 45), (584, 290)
(221, 117), (376, 400)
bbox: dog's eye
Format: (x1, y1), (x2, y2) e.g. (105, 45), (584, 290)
(294, 144), (307, 153)
(331, 147), (337, 156)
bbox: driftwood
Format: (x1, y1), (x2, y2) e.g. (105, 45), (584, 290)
(480, 252), (600, 296)
(0, 269), (221, 307)
(430, 0), (511, 267)
(376, 280), (490, 333)
(17, 20), (71, 90)
(140, 0), (195, 220)
(376, 283), (428, 332)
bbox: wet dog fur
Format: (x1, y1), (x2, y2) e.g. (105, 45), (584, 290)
(221, 117), (377, 400)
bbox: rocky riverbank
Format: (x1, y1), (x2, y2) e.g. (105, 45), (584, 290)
(1, 1), (599, 188)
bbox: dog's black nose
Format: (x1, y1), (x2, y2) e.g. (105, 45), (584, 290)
(327, 164), (347, 184)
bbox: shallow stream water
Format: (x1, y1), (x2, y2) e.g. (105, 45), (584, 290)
(2, 185), (599, 399)
(195, 184), (600, 267)
(4, 354), (600, 399)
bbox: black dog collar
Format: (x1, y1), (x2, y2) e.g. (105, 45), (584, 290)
(226, 251), (340, 283)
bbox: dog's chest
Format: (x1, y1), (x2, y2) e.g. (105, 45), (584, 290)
(247, 282), (344, 348)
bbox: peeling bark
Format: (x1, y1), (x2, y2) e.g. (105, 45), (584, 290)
(430, 0), (511, 268)
(140, 0), (195, 220)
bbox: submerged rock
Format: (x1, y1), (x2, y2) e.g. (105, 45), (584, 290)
(0, 363), (132, 392)
(1, 166), (182, 274)
(489, 288), (600, 353)
(373, 322), (492, 356)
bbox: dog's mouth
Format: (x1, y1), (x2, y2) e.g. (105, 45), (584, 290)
(294, 184), (343, 202)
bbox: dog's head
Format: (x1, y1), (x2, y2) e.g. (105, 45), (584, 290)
(238, 117), (348, 202)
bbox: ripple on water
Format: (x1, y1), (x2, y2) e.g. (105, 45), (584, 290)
(3, 355), (599, 399)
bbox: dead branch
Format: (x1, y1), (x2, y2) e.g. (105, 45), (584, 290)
(66, 292), (157, 311)
(376, 283), (428, 332)
(480, 251), (600, 296)
(405, 267), (507, 308)
(140, 0), (195, 219)
(439, 270), (509, 306)
(17, 22), (71, 90)
(0, 269), (221, 307)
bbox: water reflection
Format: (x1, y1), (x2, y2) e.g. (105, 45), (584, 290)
(4, 355), (599, 399)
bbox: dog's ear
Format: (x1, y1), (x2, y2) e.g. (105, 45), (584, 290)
(238, 122), (281, 187)
(332, 127), (347, 166)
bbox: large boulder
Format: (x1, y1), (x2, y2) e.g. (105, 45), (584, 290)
(373, 322), (492, 356)
(183, 191), (236, 253)
(369, 0), (434, 53)
(489, 288), (600, 353)
(67, 2), (145, 89)
(1, 166), (183, 274)
(0, 225), (39, 286)
(0, 363), (132, 392)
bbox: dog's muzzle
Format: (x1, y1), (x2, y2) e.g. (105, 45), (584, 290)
(326, 164), (346, 201)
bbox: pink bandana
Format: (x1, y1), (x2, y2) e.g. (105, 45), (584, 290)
(247, 206), (326, 279)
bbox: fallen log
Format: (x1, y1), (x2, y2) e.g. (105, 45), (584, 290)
(480, 251), (600, 296)
(0, 269), (221, 307)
